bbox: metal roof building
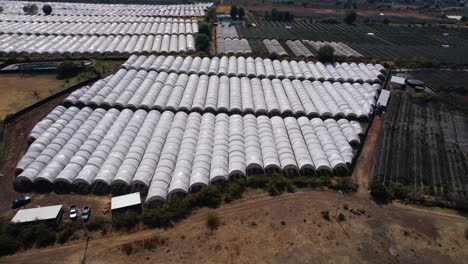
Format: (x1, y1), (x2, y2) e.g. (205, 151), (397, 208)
(11, 205), (63, 225)
(111, 192), (142, 210)
(377, 89), (390, 109)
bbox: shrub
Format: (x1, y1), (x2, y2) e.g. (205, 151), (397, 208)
(317, 45), (335, 63)
(266, 177), (288, 196)
(238, 7), (245, 20)
(344, 11), (357, 24)
(321, 210), (330, 221)
(285, 180), (295, 193)
(87, 216), (108, 232)
(230, 5), (238, 20)
(140, 208), (172, 228)
(122, 243), (133, 255)
(113, 211), (139, 230)
(227, 182), (245, 200)
(206, 213), (220, 231)
(413, 92), (432, 104)
(319, 18), (340, 24)
(0, 234), (20, 256)
(35, 224), (56, 248)
(391, 182), (409, 200)
(266, 181), (282, 196)
(291, 177), (310, 188)
(343, 203), (349, 210)
(56, 61), (80, 80)
(198, 22), (212, 38)
(338, 213), (346, 222)
(57, 228), (73, 244)
(465, 228), (468, 240)
(195, 185), (223, 208)
(332, 177), (357, 191)
(42, 4), (52, 15)
(370, 181), (394, 203)
(248, 174), (270, 188)
(57, 221), (78, 244)
(165, 197), (192, 222)
(17, 225), (37, 248)
(23, 4), (38, 15)
(195, 34), (210, 53)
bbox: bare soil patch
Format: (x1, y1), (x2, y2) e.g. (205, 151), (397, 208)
(1, 190), (466, 264)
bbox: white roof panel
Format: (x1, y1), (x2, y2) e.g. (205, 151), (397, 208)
(11, 205), (63, 223)
(391, 76), (406, 85)
(111, 192), (141, 210)
(377, 89), (390, 107)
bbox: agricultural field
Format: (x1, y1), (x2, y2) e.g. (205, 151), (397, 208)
(0, 71), (96, 119)
(404, 69), (468, 94)
(373, 92), (468, 199)
(236, 18), (468, 64)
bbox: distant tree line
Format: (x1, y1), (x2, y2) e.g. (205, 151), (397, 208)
(264, 8), (294, 22)
(18, 0), (198, 4)
(230, 5), (245, 20)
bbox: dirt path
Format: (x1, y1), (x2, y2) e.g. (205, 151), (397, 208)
(351, 116), (383, 197)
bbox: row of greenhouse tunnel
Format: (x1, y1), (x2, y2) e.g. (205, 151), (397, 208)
(0, 2), (213, 17)
(122, 55), (385, 83)
(8, 0), (390, 203)
(16, 106), (362, 204)
(0, 14), (203, 23)
(0, 34), (195, 56)
(63, 69), (379, 120)
(0, 19), (199, 36)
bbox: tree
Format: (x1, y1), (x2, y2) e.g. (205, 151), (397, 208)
(195, 185), (222, 208)
(113, 211), (139, 230)
(199, 22), (212, 37)
(56, 61), (80, 80)
(370, 181), (394, 203)
(383, 18), (390, 24)
(317, 45), (335, 62)
(195, 34), (210, 53)
(238, 7), (245, 20)
(205, 7), (215, 22)
(42, 5), (52, 15)
(23, 4), (38, 15)
(230, 5), (238, 20)
(461, 16), (467, 23)
(0, 235), (20, 256)
(264, 10), (271, 21)
(344, 10), (357, 24)
(206, 213), (220, 230)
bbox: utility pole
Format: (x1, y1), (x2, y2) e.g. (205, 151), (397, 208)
(77, 208), (90, 264)
(335, 190), (344, 220)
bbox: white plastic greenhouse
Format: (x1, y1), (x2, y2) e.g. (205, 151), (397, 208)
(17, 107), (361, 202)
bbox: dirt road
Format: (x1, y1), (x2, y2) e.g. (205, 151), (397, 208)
(351, 116), (383, 196)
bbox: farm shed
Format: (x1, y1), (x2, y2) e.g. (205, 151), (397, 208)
(390, 76), (406, 90)
(11, 205), (63, 226)
(376, 89), (390, 111)
(111, 192), (142, 220)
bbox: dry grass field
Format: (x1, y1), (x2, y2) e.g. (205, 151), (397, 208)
(0, 72), (95, 120)
(1, 190), (467, 264)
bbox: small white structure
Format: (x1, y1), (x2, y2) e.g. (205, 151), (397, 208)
(11, 205), (63, 225)
(377, 89), (390, 111)
(111, 192), (142, 219)
(390, 76), (406, 90)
